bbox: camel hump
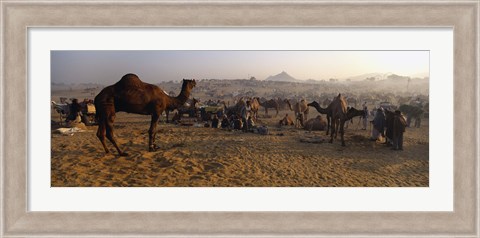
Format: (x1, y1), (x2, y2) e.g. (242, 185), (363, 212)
(115, 73), (145, 89)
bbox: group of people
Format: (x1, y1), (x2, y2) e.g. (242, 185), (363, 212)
(369, 107), (407, 151)
(211, 114), (255, 131)
(207, 100), (256, 132)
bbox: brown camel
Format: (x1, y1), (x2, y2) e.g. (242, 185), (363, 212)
(250, 97), (260, 120)
(328, 94), (348, 146)
(346, 107), (365, 120)
(307, 101), (332, 135)
(259, 99), (280, 117)
(225, 98), (249, 117)
(279, 113), (294, 126)
(276, 98), (289, 110)
(233, 97), (260, 120)
(94, 73), (196, 155)
(343, 106), (365, 129)
(285, 99), (309, 128)
(303, 115), (328, 131)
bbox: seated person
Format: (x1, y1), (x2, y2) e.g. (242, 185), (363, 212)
(211, 115), (219, 128)
(221, 115), (230, 129)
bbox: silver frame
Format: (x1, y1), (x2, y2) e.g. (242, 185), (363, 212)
(1, 1), (478, 237)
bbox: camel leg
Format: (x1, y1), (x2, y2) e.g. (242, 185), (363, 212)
(96, 118), (110, 154)
(275, 108), (279, 117)
(329, 120), (335, 143)
(340, 120), (346, 146)
(104, 113), (128, 156)
(326, 116), (330, 135)
(335, 122), (339, 139)
(148, 113), (160, 152)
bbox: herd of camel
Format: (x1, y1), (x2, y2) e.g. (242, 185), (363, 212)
(94, 73), (407, 156)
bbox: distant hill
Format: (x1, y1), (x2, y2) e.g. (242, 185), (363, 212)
(265, 71), (299, 82)
(345, 72), (428, 82)
(344, 72), (392, 81)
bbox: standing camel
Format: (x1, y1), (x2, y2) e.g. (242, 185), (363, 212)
(94, 73), (196, 155)
(307, 101), (332, 135)
(250, 97), (260, 120)
(224, 97), (259, 120)
(344, 107), (365, 129)
(399, 104), (424, 128)
(259, 99), (280, 117)
(285, 99), (309, 128)
(328, 94), (348, 146)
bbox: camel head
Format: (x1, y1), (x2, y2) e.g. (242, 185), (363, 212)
(307, 101), (320, 108)
(182, 79), (196, 91)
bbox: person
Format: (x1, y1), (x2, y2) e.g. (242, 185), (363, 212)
(246, 116), (255, 131)
(406, 112), (412, 127)
(361, 102), (368, 130)
(384, 110), (394, 146)
(240, 101), (251, 132)
(211, 114), (219, 128)
(371, 108), (386, 141)
(233, 115), (243, 130)
(220, 115), (230, 129)
(229, 114), (236, 128)
(392, 110), (407, 150)
(414, 116), (422, 128)
(67, 98), (82, 122)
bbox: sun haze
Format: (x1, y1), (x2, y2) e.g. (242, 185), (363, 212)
(51, 50), (429, 84)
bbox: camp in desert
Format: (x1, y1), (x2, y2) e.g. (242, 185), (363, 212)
(50, 50), (429, 187)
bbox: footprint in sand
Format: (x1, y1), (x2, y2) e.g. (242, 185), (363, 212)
(204, 162), (224, 172)
(190, 175), (204, 180)
(155, 157), (174, 168)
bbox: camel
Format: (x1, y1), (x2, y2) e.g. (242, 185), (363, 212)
(279, 113), (294, 126)
(303, 115), (327, 131)
(285, 99), (309, 128)
(307, 101), (332, 135)
(399, 104), (424, 128)
(94, 73), (196, 155)
(250, 97), (261, 120)
(224, 99), (246, 117)
(346, 107), (365, 120)
(344, 107), (365, 129)
(259, 99), (280, 117)
(328, 94), (348, 146)
(276, 98), (289, 110)
(225, 97), (260, 121)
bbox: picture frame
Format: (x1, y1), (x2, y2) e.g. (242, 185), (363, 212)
(1, 0), (478, 237)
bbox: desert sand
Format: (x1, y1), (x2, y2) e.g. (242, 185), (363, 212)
(51, 108), (428, 187)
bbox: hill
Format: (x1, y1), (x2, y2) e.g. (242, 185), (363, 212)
(265, 71), (299, 82)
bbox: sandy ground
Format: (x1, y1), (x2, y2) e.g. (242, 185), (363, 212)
(51, 108), (429, 187)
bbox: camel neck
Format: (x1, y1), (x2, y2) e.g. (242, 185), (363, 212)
(286, 101), (293, 111)
(169, 83), (191, 106)
(316, 105), (328, 113)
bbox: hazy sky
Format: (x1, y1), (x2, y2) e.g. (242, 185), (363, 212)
(51, 50), (429, 84)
